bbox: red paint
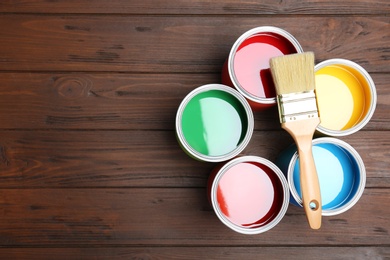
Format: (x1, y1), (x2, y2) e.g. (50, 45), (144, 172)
(233, 33), (298, 98)
(216, 162), (284, 228)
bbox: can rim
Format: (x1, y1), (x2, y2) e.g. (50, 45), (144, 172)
(175, 84), (254, 162)
(210, 156), (290, 234)
(315, 58), (377, 136)
(287, 137), (366, 216)
(227, 26), (304, 104)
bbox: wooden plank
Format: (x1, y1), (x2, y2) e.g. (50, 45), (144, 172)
(0, 73), (221, 130)
(0, 129), (213, 188)
(0, 73), (388, 130)
(0, 0), (387, 257)
(0, 15), (388, 73)
(0, 247), (388, 260)
(0, 0), (389, 15)
(0, 130), (388, 188)
(0, 188), (388, 246)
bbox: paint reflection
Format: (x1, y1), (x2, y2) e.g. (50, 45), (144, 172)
(315, 65), (366, 131)
(233, 33), (297, 98)
(181, 90), (248, 157)
(216, 162), (283, 227)
(199, 97), (242, 156)
(294, 144), (356, 210)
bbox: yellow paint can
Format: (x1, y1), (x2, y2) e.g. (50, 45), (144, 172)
(315, 59), (376, 136)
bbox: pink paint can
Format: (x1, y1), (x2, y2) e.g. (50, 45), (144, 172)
(207, 156), (289, 234)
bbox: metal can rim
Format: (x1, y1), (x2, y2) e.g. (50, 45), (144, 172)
(175, 84), (254, 162)
(210, 156), (290, 234)
(287, 137), (366, 216)
(315, 58), (377, 136)
(227, 26), (304, 104)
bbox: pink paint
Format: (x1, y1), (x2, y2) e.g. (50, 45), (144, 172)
(233, 33), (298, 98)
(216, 162), (283, 228)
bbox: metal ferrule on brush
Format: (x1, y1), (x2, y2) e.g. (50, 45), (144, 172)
(277, 90), (319, 123)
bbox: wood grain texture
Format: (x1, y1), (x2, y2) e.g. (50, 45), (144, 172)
(0, 0), (389, 258)
(0, 16), (388, 73)
(0, 0), (389, 15)
(0, 247), (389, 260)
(0, 130), (388, 188)
(0, 73), (388, 130)
(0, 188), (388, 246)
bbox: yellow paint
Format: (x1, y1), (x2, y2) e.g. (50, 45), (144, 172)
(315, 65), (370, 131)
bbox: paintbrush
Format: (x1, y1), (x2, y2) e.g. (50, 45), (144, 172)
(270, 52), (322, 229)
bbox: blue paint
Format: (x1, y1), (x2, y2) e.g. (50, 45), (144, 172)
(292, 143), (360, 210)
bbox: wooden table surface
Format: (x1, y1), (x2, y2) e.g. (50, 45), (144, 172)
(0, 1), (389, 259)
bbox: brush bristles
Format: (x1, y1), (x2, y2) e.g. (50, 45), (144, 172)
(270, 52), (315, 95)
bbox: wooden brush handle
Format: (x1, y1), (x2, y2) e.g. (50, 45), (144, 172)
(297, 136), (322, 229)
(282, 117), (322, 230)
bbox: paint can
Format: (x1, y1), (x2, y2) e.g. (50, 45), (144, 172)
(175, 84), (254, 162)
(207, 156), (290, 234)
(315, 59), (377, 136)
(222, 26), (304, 110)
(276, 137), (366, 216)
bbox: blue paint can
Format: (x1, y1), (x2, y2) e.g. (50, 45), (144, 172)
(276, 137), (366, 216)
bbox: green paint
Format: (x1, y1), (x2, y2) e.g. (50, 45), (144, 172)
(181, 90), (248, 156)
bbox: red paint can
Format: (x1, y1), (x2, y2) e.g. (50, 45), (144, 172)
(207, 156), (289, 234)
(222, 26), (303, 110)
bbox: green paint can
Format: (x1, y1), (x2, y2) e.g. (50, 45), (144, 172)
(176, 84), (254, 162)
